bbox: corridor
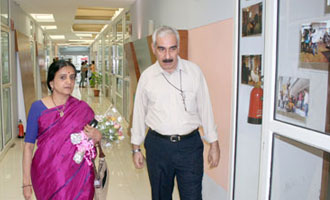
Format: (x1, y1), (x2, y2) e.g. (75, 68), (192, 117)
(0, 85), (180, 200)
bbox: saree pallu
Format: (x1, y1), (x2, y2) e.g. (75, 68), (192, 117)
(31, 96), (95, 200)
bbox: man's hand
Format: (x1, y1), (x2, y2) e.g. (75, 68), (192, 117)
(133, 152), (145, 169)
(208, 141), (220, 168)
(132, 145), (145, 169)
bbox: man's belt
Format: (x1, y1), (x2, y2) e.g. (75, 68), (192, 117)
(149, 128), (199, 143)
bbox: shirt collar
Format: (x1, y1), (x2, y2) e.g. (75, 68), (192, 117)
(155, 56), (185, 75)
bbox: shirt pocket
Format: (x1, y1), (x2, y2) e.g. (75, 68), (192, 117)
(184, 90), (197, 113)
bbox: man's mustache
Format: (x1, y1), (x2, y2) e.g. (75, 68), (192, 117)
(163, 59), (173, 63)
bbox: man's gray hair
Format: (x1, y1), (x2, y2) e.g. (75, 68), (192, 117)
(152, 26), (180, 49)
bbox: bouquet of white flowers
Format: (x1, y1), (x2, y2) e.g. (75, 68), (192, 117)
(95, 107), (124, 146)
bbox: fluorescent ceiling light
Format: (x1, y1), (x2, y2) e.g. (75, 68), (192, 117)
(41, 25), (57, 30)
(69, 40), (93, 42)
(76, 34), (92, 37)
(57, 43), (89, 46)
(50, 35), (65, 39)
(31, 14), (55, 22)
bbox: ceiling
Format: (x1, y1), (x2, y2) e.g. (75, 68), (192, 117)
(13, 0), (135, 46)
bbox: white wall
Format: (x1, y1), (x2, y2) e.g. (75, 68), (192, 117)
(11, 1), (32, 37)
(130, 0), (234, 40)
(36, 27), (44, 44)
(234, 0), (264, 199)
(11, 1), (45, 44)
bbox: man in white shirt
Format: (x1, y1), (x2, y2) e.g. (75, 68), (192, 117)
(131, 26), (220, 200)
(310, 29), (319, 56)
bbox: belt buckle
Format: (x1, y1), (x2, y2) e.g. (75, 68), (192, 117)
(170, 135), (181, 142)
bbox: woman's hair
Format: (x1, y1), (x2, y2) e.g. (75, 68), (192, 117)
(47, 60), (77, 91)
(152, 26), (180, 49)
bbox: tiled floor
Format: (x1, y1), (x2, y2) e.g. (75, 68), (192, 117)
(0, 85), (180, 200)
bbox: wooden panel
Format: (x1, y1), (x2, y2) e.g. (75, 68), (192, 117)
(16, 31), (36, 117)
(178, 30), (188, 60)
(147, 36), (156, 64)
(124, 42), (139, 136)
(321, 153), (330, 200)
(37, 42), (48, 97)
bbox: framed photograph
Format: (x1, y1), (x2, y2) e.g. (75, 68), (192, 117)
(276, 76), (310, 124)
(241, 55), (262, 86)
(242, 2), (263, 37)
(299, 21), (330, 70)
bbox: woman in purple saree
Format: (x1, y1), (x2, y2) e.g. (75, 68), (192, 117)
(23, 60), (101, 200)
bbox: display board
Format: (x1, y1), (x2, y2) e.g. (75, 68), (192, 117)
(274, 0), (329, 134)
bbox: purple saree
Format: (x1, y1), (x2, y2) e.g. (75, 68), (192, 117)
(31, 96), (95, 200)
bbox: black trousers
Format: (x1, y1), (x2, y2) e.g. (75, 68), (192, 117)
(144, 129), (204, 200)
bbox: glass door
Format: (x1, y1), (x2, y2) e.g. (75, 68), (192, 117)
(1, 19), (12, 149)
(0, 90), (2, 151)
(259, 0), (330, 199)
(0, 0), (10, 151)
(114, 19), (124, 115)
(2, 87), (11, 144)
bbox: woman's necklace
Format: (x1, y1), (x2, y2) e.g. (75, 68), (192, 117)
(51, 95), (66, 117)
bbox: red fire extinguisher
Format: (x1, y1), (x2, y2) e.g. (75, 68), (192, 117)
(248, 82), (263, 124)
(18, 119), (25, 138)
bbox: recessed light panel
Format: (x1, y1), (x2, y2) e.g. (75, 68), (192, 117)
(49, 35), (65, 40)
(41, 25), (57, 30)
(30, 14), (55, 22)
(76, 34), (92, 37)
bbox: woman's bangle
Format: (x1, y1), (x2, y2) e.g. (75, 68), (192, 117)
(22, 184), (32, 188)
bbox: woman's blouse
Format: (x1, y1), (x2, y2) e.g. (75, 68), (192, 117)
(24, 100), (47, 144)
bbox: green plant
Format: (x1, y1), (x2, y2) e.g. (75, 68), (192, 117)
(89, 72), (102, 88)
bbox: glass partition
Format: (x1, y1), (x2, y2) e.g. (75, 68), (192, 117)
(1, 0), (9, 26)
(1, 31), (9, 84)
(98, 39), (102, 73)
(105, 48), (109, 72)
(3, 87), (12, 144)
(271, 134), (327, 199)
(117, 57), (123, 76)
(116, 20), (123, 41)
(102, 11), (131, 118)
(116, 78), (123, 96)
(125, 12), (132, 40)
(258, 1), (330, 199)
(116, 95), (123, 115)
(274, 0), (330, 135)
(123, 80), (130, 121)
(0, 92), (2, 151)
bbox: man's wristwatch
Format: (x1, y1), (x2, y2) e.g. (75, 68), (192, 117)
(131, 148), (141, 154)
